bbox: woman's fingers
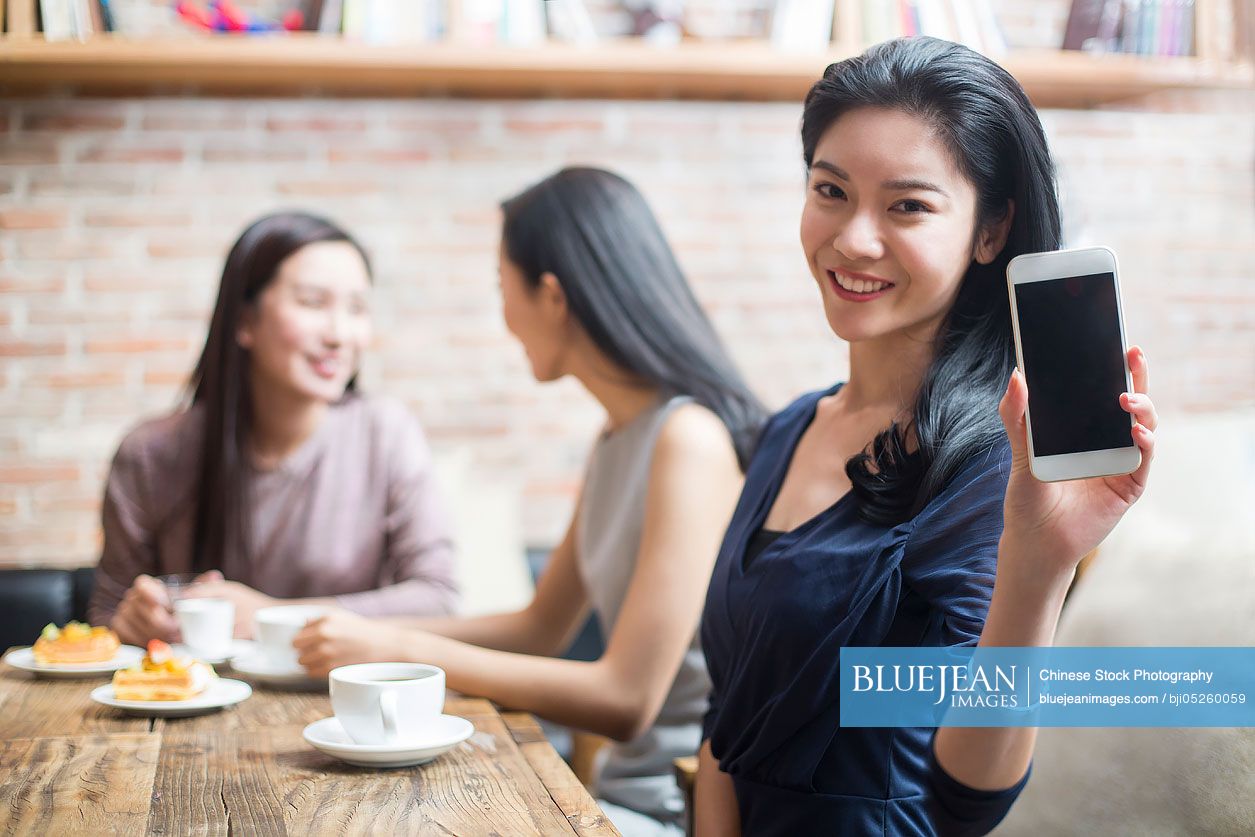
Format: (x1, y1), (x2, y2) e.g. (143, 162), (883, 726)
(1128, 345), (1149, 395)
(132, 575), (170, 608)
(1120, 345), (1157, 489)
(998, 369), (1031, 471)
(1120, 391), (1159, 433)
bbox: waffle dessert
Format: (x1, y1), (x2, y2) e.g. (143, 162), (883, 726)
(112, 640), (216, 701)
(32, 621), (121, 665)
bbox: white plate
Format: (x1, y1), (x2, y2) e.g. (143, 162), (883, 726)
(302, 715), (474, 768)
(3, 645), (145, 679)
(171, 640), (257, 666)
(229, 652), (325, 690)
(90, 678), (252, 717)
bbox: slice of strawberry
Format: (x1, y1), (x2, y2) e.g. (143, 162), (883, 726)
(147, 639), (173, 665)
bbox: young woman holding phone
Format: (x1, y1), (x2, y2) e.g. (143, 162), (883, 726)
(695, 38), (1158, 836)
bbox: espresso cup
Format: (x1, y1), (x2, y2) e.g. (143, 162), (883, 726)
(329, 662), (445, 746)
(254, 605), (326, 670)
(174, 597), (234, 658)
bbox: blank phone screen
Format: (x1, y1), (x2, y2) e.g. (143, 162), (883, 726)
(1014, 272), (1134, 456)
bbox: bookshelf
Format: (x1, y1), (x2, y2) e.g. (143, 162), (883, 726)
(1, 0), (1251, 108)
(0, 34), (1249, 107)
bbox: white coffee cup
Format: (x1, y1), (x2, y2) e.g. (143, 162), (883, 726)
(174, 598), (234, 658)
(254, 605), (326, 670)
(329, 662), (445, 746)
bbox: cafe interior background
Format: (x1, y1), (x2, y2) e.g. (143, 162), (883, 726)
(1, 0), (1252, 832)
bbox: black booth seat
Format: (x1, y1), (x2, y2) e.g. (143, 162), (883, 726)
(0, 568), (95, 652)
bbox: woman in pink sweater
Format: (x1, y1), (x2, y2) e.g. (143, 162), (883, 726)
(89, 212), (459, 644)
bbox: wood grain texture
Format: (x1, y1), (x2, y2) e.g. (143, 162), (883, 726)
(150, 714), (583, 835)
(503, 713), (622, 837)
(1, 653), (609, 835)
(0, 732), (159, 835)
(0, 36), (1249, 106)
(0, 660), (149, 738)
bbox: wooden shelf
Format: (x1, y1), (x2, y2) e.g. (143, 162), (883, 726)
(0, 34), (1250, 106)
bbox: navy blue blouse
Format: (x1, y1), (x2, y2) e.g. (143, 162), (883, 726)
(701, 384), (1029, 836)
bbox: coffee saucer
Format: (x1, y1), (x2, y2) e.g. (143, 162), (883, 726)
(171, 640), (257, 666)
(229, 651), (325, 690)
(302, 715), (474, 768)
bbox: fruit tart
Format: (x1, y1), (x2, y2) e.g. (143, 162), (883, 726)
(112, 640), (217, 701)
(32, 621), (121, 665)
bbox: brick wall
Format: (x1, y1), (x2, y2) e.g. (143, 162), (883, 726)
(1, 2), (1252, 567)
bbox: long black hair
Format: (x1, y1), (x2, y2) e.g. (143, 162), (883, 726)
(801, 37), (1062, 525)
(501, 167), (767, 470)
(188, 212), (371, 572)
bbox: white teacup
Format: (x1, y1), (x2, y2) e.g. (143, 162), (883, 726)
(329, 662), (445, 746)
(254, 605), (326, 670)
(174, 598), (234, 658)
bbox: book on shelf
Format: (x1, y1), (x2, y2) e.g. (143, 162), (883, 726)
(317, 0), (343, 33)
(545, 0), (597, 44)
(771, 0), (836, 53)
(831, 0), (1005, 56)
(9, 0), (116, 37)
(1064, 0), (1249, 59)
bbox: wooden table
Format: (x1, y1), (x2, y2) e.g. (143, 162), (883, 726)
(0, 651), (619, 836)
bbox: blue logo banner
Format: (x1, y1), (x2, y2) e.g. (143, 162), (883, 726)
(839, 647), (1255, 727)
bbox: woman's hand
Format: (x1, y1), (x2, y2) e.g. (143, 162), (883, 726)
(111, 574), (180, 646)
(181, 572), (275, 639)
(997, 345), (1157, 581)
(292, 610), (418, 678)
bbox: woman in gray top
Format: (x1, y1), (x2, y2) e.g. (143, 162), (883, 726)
(92, 212), (460, 644)
(296, 167), (767, 834)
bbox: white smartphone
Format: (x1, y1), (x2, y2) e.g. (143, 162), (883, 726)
(1006, 245), (1140, 482)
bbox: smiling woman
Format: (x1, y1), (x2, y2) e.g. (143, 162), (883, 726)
(87, 212), (460, 646)
(696, 37), (1157, 837)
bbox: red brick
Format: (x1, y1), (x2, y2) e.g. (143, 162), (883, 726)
(83, 210), (194, 228)
(0, 527), (90, 557)
(0, 340), (66, 357)
(265, 116), (368, 132)
(387, 117), (481, 134)
(17, 239), (126, 260)
(328, 147), (433, 164)
(146, 238), (230, 259)
(144, 369), (193, 387)
(503, 118), (604, 134)
(142, 112), (249, 131)
(203, 147), (308, 163)
(0, 274), (67, 294)
(85, 337), (191, 354)
(83, 272), (170, 293)
(27, 370), (127, 389)
(33, 494), (102, 514)
(28, 174), (135, 197)
(276, 179), (380, 196)
(22, 110), (126, 132)
(0, 209), (69, 230)
(25, 307), (134, 326)
(0, 142), (59, 165)
(77, 145), (184, 164)
(0, 465), (79, 483)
